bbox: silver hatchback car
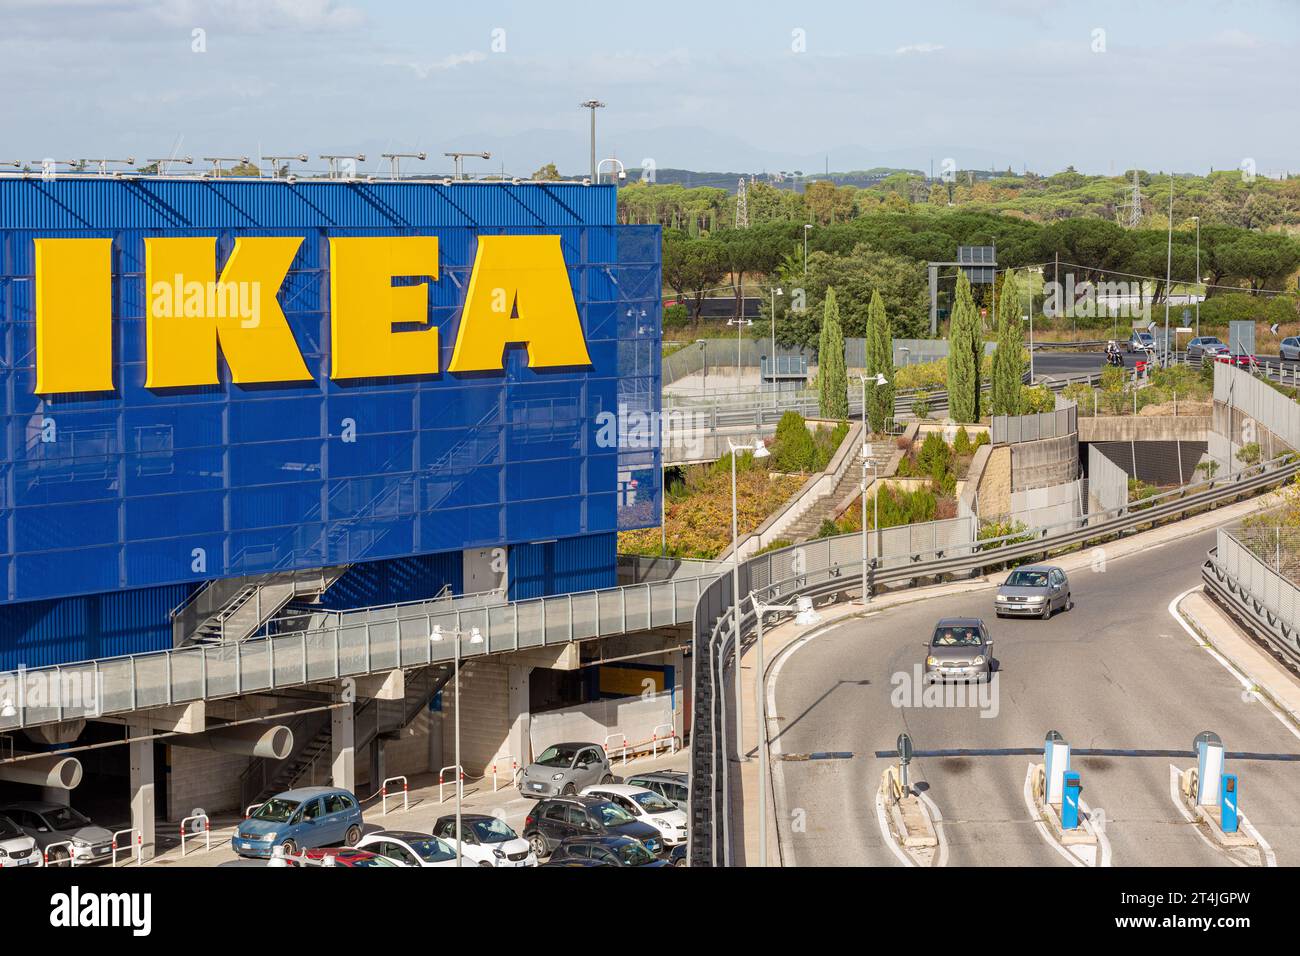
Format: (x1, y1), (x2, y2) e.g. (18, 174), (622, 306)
(519, 742), (614, 799)
(924, 618), (993, 683)
(994, 565), (1071, 619)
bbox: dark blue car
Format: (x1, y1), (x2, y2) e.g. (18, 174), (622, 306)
(232, 787), (363, 859)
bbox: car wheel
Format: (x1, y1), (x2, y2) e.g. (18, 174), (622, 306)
(47, 846), (70, 866)
(1041, 603), (1052, 620)
(561, 783), (577, 796)
(1066, 593), (1073, 611)
(478, 860), (494, 868)
(601, 774), (615, 784)
(344, 825), (361, 847)
(528, 834), (547, 858)
(280, 838), (297, 857)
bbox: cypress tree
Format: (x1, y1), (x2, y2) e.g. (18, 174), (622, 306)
(820, 289), (849, 420)
(817, 289), (833, 414)
(865, 289), (895, 433)
(947, 272), (980, 423)
(992, 272), (1025, 416)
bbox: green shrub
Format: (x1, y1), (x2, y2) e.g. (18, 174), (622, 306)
(953, 426), (973, 456)
(1020, 384), (1055, 413)
(918, 432), (952, 481)
(770, 411), (816, 472)
(911, 390), (934, 420)
(1236, 442), (1262, 467)
(1060, 382), (1095, 414)
(663, 303), (690, 330)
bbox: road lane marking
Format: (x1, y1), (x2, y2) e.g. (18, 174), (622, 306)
(1168, 586), (1300, 744)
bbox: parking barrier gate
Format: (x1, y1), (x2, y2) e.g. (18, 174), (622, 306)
(651, 724), (678, 757)
(111, 828), (144, 866)
(43, 840), (76, 867)
(439, 765), (464, 803)
(381, 776), (409, 816)
(603, 734), (630, 767)
(179, 814), (211, 857)
(490, 755), (518, 792)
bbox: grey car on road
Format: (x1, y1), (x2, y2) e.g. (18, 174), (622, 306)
(519, 742), (614, 799)
(924, 618), (993, 683)
(994, 565), (1071, 619)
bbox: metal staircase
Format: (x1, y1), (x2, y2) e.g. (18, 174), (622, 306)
(239, 665), (453, 810)
(172, 566), (349, 646)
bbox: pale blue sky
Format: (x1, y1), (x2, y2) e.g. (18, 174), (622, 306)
(2, 0), (1296, 177)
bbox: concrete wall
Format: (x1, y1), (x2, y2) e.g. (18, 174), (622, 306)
(1010, 433), (1078, 492)
(441, 659), (513, 778)
(1078, 416), (1210, 444)
(978, 445), (1012, 518)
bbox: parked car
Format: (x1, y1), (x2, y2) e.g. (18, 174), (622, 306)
(0, 801), (114, 865)
(1222, 353), (1260, 370)
(287, 847), (398, 868)
(923, 617), (994, 684)
(669, 844), (688, 867)
(519, 742), (613, 799)
(994, 565), (1072, 619)
(1187, 336), (1229, 362)
(1127, 330), (1156, 354)
(357, 830), (458, 868)
(0, 813), (40, 868)
(1281, 337), (1300, 362)
(625, 770), (689, 812)
(431, 813), (536, 867)
(545, 835), (670, 867)
(580, 784), (688, 847)
(232, 786), (363, 859)
(523, 795), (663, 858)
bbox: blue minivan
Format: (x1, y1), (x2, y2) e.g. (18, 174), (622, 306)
(233, 787), (364, 859)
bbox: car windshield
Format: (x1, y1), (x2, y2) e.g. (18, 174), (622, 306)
(1202, 338), (1223, 346)
(470, 818), (516, 843)
(630, 791), (676, 813)
(1136, 333), (1152, 342)
(619, 842), (656, 866)
(407, 838), (457, 863)
(1006, 570), (1049, 588)
(589, 801), (636, 826)
(44, 806), (92, 830)
(252, 798), (300, 823)
(345, 854), (398, 867)
(932, 626), (983, 647)
(0, 815), (22, 838)
(535, 745), (580, 768)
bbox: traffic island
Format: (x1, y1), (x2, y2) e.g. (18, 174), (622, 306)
(1173, 765), (1265, 858)
(877, 766), (941, 866)
(1026, 763), (1109, 865)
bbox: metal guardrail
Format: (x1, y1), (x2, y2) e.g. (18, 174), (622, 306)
(1202, 533), (1300, 669)
(0, 570), (719, 732)
(688, 450), (1300, 866)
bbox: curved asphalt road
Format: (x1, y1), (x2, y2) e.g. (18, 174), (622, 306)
(770, 527), (1300, 867)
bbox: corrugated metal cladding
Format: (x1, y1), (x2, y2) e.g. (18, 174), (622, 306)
(310, 551), (464, 611)
(0, 582), (195, 670)
(0, 179), (662, 625)
(507, 531), (617, 601)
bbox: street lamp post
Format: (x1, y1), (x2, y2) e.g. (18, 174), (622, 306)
(579, 100), (605, 182)
(856, 374), (886, 604)
(1192, 215), (1201, 337)
(769, 287), (784, 408)
(727, 317), (752, 378)
(728, 437), (770, 762)
(747, 591), (800, 868)
(430, 624), (483, 868)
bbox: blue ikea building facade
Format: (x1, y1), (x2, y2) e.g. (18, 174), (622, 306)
(0, 177), (661, 669)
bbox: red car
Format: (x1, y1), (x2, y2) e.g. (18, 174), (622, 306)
(1212, 353), (1259, 370)
(289, 848), (400, 868)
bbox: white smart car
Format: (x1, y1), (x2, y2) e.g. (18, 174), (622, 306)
(581, 784), (689, 847)
(431, 814), (537, 867)
(0, 813), (40, 868)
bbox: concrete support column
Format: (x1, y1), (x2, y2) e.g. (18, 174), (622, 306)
(129, 727), (155, 862)
(507, 664), (532, 768)
(331, 704), (355, 794)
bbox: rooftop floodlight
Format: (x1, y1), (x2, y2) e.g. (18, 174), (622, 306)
(261, 154), (308, 179)
(202, 156), (251, 178)
(145, 156), (194, 176)
(444, 151), (492, 180)
(751, 439), (771, 460)
(320, 154), (366, 179)
(381, 151), (427, 179)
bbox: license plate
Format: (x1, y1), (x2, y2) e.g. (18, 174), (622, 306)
(94, 846), (109, 855)
(530, 783), (543, 791)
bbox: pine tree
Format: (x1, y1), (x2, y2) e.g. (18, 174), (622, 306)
(991, 271), (1025, 416)
(820, 289), (849, 420)
(816, 289), (833, 414)
(947, 272), (980, 423)
(865, 289), (895, 433)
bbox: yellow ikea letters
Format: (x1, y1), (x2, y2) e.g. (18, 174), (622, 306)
(33, 234), (590, 394)
(449, 235), (592, 371)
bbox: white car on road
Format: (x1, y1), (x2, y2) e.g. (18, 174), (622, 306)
(581, 784), (689, 847)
